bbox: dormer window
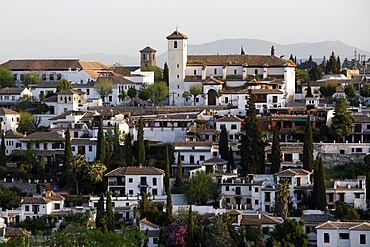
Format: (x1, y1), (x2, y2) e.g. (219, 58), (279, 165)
(174, 41), (178, 48)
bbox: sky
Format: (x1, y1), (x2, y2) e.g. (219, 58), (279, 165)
(1, 0), (370, 64)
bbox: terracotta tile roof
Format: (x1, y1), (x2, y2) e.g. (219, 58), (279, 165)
(316, 221), (361, 229)
(71, 139), (97, 145)
(350, 222), (370, 230)
(227, 209), (243, 215)
(99, 76), (135, 85)
(140, 219), (160, 229)
(216, 115), (243, 122)
(166, 30), (188, 40)
(45, 191), (65, 201)
(202, 77), (224, 85)
(174, 141), (213, 147)
(187, 55), (289, 67)
(145, 229), (160, 237)
(23, 131), (63, 140)
(43, 95), (58, 102)
(105, 166), (164, 177)
(21, 197), (51, 204)
(203, 157), (228, 164)
(4, 228), (31, 237)
(0, 107), (19, 115)
(0, 87), (26, 94)
(78, 61), (110, 70)
(140, 46), (157, 52)
(4, 130), (24, 138)
(280, 147), (303, 153)
(33, 81), (59, 88)
(300, 214), (330, 223)
(353, 114), (370, 123)
(238, 89), (284, 94)
(57, 89), (86, 95)
(275, 168), (311, 176)
(240, 214), (282, 226)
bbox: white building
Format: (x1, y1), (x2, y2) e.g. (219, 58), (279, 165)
(215, 114), (242, 144)
(166, 29), (296, 106)
(0, 87), (32, 108)
(0, 108), (20, 132)
(4, 130), (23, 156)
(20, 191), (65, 219)
(140, 219), (160, 247)
(316, 221), (370, 247)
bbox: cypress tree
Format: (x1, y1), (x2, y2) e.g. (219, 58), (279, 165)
(227, 146), (235, 172)
(137, 117), (146, 166)
(124, 132), (133, 166)
(187, 205), (194, 247)
(175, 152), (183, 187)
(256, 222), (264, 247)
(241, 46), (245, 55)
(63, 125), (72, 167)
(106, 191), (114, 231)
(0, 126), (6, 166)
(271, 126), (281, 174)
(163, 62), (169, 85)
(96, 118), (106, 162)
(313, 156), (327, 211)
(302, 116), (314, 171)
(240, 91), (266, 174)
(96, 193), (106, 233)
(164, 146), (170, 194)
(219, 125), (229, 160)
(166, 188), (174, 223)
(306, 80), (313, 98)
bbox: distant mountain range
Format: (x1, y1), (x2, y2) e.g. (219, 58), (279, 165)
(75, 39), (370, 68)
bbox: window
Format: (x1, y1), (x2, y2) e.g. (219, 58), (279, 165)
(229, 135), (233, 140)
(129, 190), (133, 195)
(129, 178), (133, 183)
(25, 206), (29, 211)
(190, 156), (194, 164)
(235, 187), (241, 195)
(177, 75), (179, 78)
(355, 193), (361, 199)
(328, 193), (334, 202)
(143, 54), (146, 60)
(339, 233), (349, 239)
(234, 69), (237, 75)
(254, 69), (258, 75)
(153, 238), (159, 244)
(55, 203), (60, 210)
(200, 155), (205, 161)
(226, 186), (229, 191)
(340, 150), (345, 154)
(174, 41), (177, 48)
(284, 153), (293, 161)
(181, 155), (185, 161)
(273, 96), (278, 103)
(214, 68), (217, 75)
(225, 97), (229, 104)
(220, 124), (226, 129)
(153, 178), (157, 186)
(231, 124), (237, 129)
(360, 234), (366, 244)
(324, 233), (330, 243)
(89, 146), (92, 152)
(152, 189), (157, 196)
(194, 70), (196, 75)
(255, 187), (258, 193)
(255, 199), (259, 205)
(50, 74), (54, 80)
(213, 151), (218, 157)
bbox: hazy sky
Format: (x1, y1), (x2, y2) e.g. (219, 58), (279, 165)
(1, 0), (369, 63)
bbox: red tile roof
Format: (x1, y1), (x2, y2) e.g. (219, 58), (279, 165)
(187, 55), (289, 67)
(166, 30), (188, 40)
(105, 166), (164, 177)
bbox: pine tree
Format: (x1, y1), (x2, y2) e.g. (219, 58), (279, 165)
(240, 91), (266, 174)
(106, 191), (114, 231)
(187, 205), (194, 247)
(137, 117), (146, 166)
(63, 125), (72, 167)
(326, 51), (338, 74)
(302, 116), (314, 171)
(96, 117), (106, 162)
(336, 56), (341, 73)
(219, 125), (229, 160)
(96, 193), (107, 233)
(271, 126), (281, 174)
(0, 125), (6, 166)
(124, 132), (133, 166)
(175, 152), (183, 187)
(313, 156), (327, 211)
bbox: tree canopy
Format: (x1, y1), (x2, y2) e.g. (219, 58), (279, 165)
(331, 97), (355, 141)
(150, 81), (169, 104)
(186, 171), (218, 205)
(0, 68), (14, 88)
(56, 78), (73, 92)
(189, 85), (203, 106)
(267, 219), (309, 247)
(22, 72), (40, 86)
(320, 82), (337, 103)
(141, 65), (163, 82)
(95, 77), (113, 102)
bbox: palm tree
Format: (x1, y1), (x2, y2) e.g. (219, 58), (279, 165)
(67, 154), (86, 194)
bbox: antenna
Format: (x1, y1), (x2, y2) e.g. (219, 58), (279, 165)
(176, 24), (178, 31)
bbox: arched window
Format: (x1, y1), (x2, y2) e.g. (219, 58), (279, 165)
(143, 54), (146, 60)
(174, 41), (178, 48)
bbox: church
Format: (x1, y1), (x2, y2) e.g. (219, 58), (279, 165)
(166, 29), (296, 110)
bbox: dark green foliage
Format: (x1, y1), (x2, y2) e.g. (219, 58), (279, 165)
(332, 201), (360, 221)
(360, 83), (370, 98)
(302, 117), (314, 171)
(204, 215), (233, 247)
(141, 65), (163, 82)
(96, 118), (106, 162)
(266, 219), (309, 247)
(320, 82), (337, 103)
(185, 171), (218, 205)
(138, 87), (151, 100)
(15, 217), (47, 233)
(313, 156), (326, 210)
(175, 152), (183, 187)
(296, 69), (309, 84)
(325, 51), (340, 74)
(187, 205), (194, 247)
(112, 126), (125, 168)
(219, 125), (229, 161)
(241, 46), (245, 55)
(345, 84), (358, 106)
(166, 190), (174, 223)
(96, 193), (107, 233)
(106, 192), (114, 231)
(0, 67), (14, 88)
(305, 80), (313, 98)
(227, 146), (235, 171)
(137, 117), (146, 166)
(270, 126), (281, 174)
(239, 91), (266, 174)
(56, 78), (73, 92)
(63, 125), (72, 167)
(22, 72), (40, 86)
(308, 65), (323, 81)
(0, 186), (21, 211)
(163, 62), (169, 85)
(297, 55), (316, 70)
(331, 97), (355, 141)
(127, 87), (137, 101)
(124, 132), (133, 166)
(0, 126), (6, 166)
(164, 146), (170, 194)
(256, 222), (264, 247)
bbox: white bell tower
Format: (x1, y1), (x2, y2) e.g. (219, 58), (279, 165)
(166, 29), (188, 105)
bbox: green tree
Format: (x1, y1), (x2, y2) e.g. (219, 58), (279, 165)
(312, 156), (326, 211)
(256, 222), (264, 247)
(138, 87), (151, 101)
(332, 201), (360, 221)
(308, 65), (323, 81)
(240, 91), (266, 174)
(96, 118), (106, 162)
(271, 126), (281, 174)
(35, 156), (46, 180)
(85, 160), (107, 193)
(142, 65), (163, 82)
(0, 68), (14, 88)
(0, 125), (6, 166)
(63, 125), (72, 167)
(166, 189), (174, 224)
(187, 205), (194, 247)
(95, 77), (113, 102)
(302, 117), (314, 171)
(360, 83), (370, 105)
(23, 72), (40, 86)
(345, 84), (358, 106)
(96, 193), (107, 233)
(67, 154), (86, 195)
(325, 51), (339, 74)
(279, 179), (290, 220)
(127, 87), (137, 103)
(305, 80), (313, 98)
(186, 171), (218, 205)
(56, 78), (73, 92)
(118, 90), (128, 105)
(17, 111), (33, 134)
(320, 82), (337, 103)
(205, 215), (233, 247)
(164, 146), (171, 194)
(266, 219), (309, 247)
(150, 81), (169, 104)
(163, 62), (169, 85)
(124, 132), (133, 166)
(175, 152), (183, 187)
(189, 85), (203, 106)
(182, 91), (191, 104)
(228, 146), (235, 171)
(137, 117), (146, 166)
(296, 69), (309, 84)
(331, 97), (355, 142)
(111, 126), (125, 168)
(106, 191), (114, 232)
(241, 46), (245, 55)
(219, 125), (229, 161)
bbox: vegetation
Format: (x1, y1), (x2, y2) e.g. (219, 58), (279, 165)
(302, 117), (314, 171)
(270, 126), (281, 174)
(56, 78), (73, 92)
(150, 81), (169, 104)
(312, 156), (326, 211)
(267, 219), (309, 247)
(319, 82), (337, 103)
(189, 85), (203, 106)
(127, 87), (137, 102)
(219, 125), (229, 161)
(141, 65), (163, 82)
(308, 65), (323, 81)
(0, 67), (14, 88)
(96, 117), (106, 162)
(345, 84), (358, 106)
(331, 97), (355, 141)
(0, 125), (6, 166)
(138, 87), (151, 101)
(185, 170), (218, 205)
(163, 62), (169, 85)
(95, 77), (113, 102)
(137, 117), (146, 166)
(325, 51), (341, 74)
(175, 152), (183, 187)
(22, 72), (40, 86)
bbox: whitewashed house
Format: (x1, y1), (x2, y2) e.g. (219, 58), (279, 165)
(215, 114), (242, 144)
(0, 108), (20, 132)
(56, 89), (87, 115)
(3, 130), (23, 156)
(20, 191), (65, 219)
(316, 221), (370, 247)
(0, 87), (32, 108)
(140, 219), (160, 247)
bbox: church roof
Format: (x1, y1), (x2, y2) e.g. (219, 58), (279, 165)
(105, 166), (165, 177)
(202, 77), (224, 85)
(166, 30), (188, 40)
(140, 46), (157, 53)
(187, 55), (289, 67)
(57, 89), (86, 95)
